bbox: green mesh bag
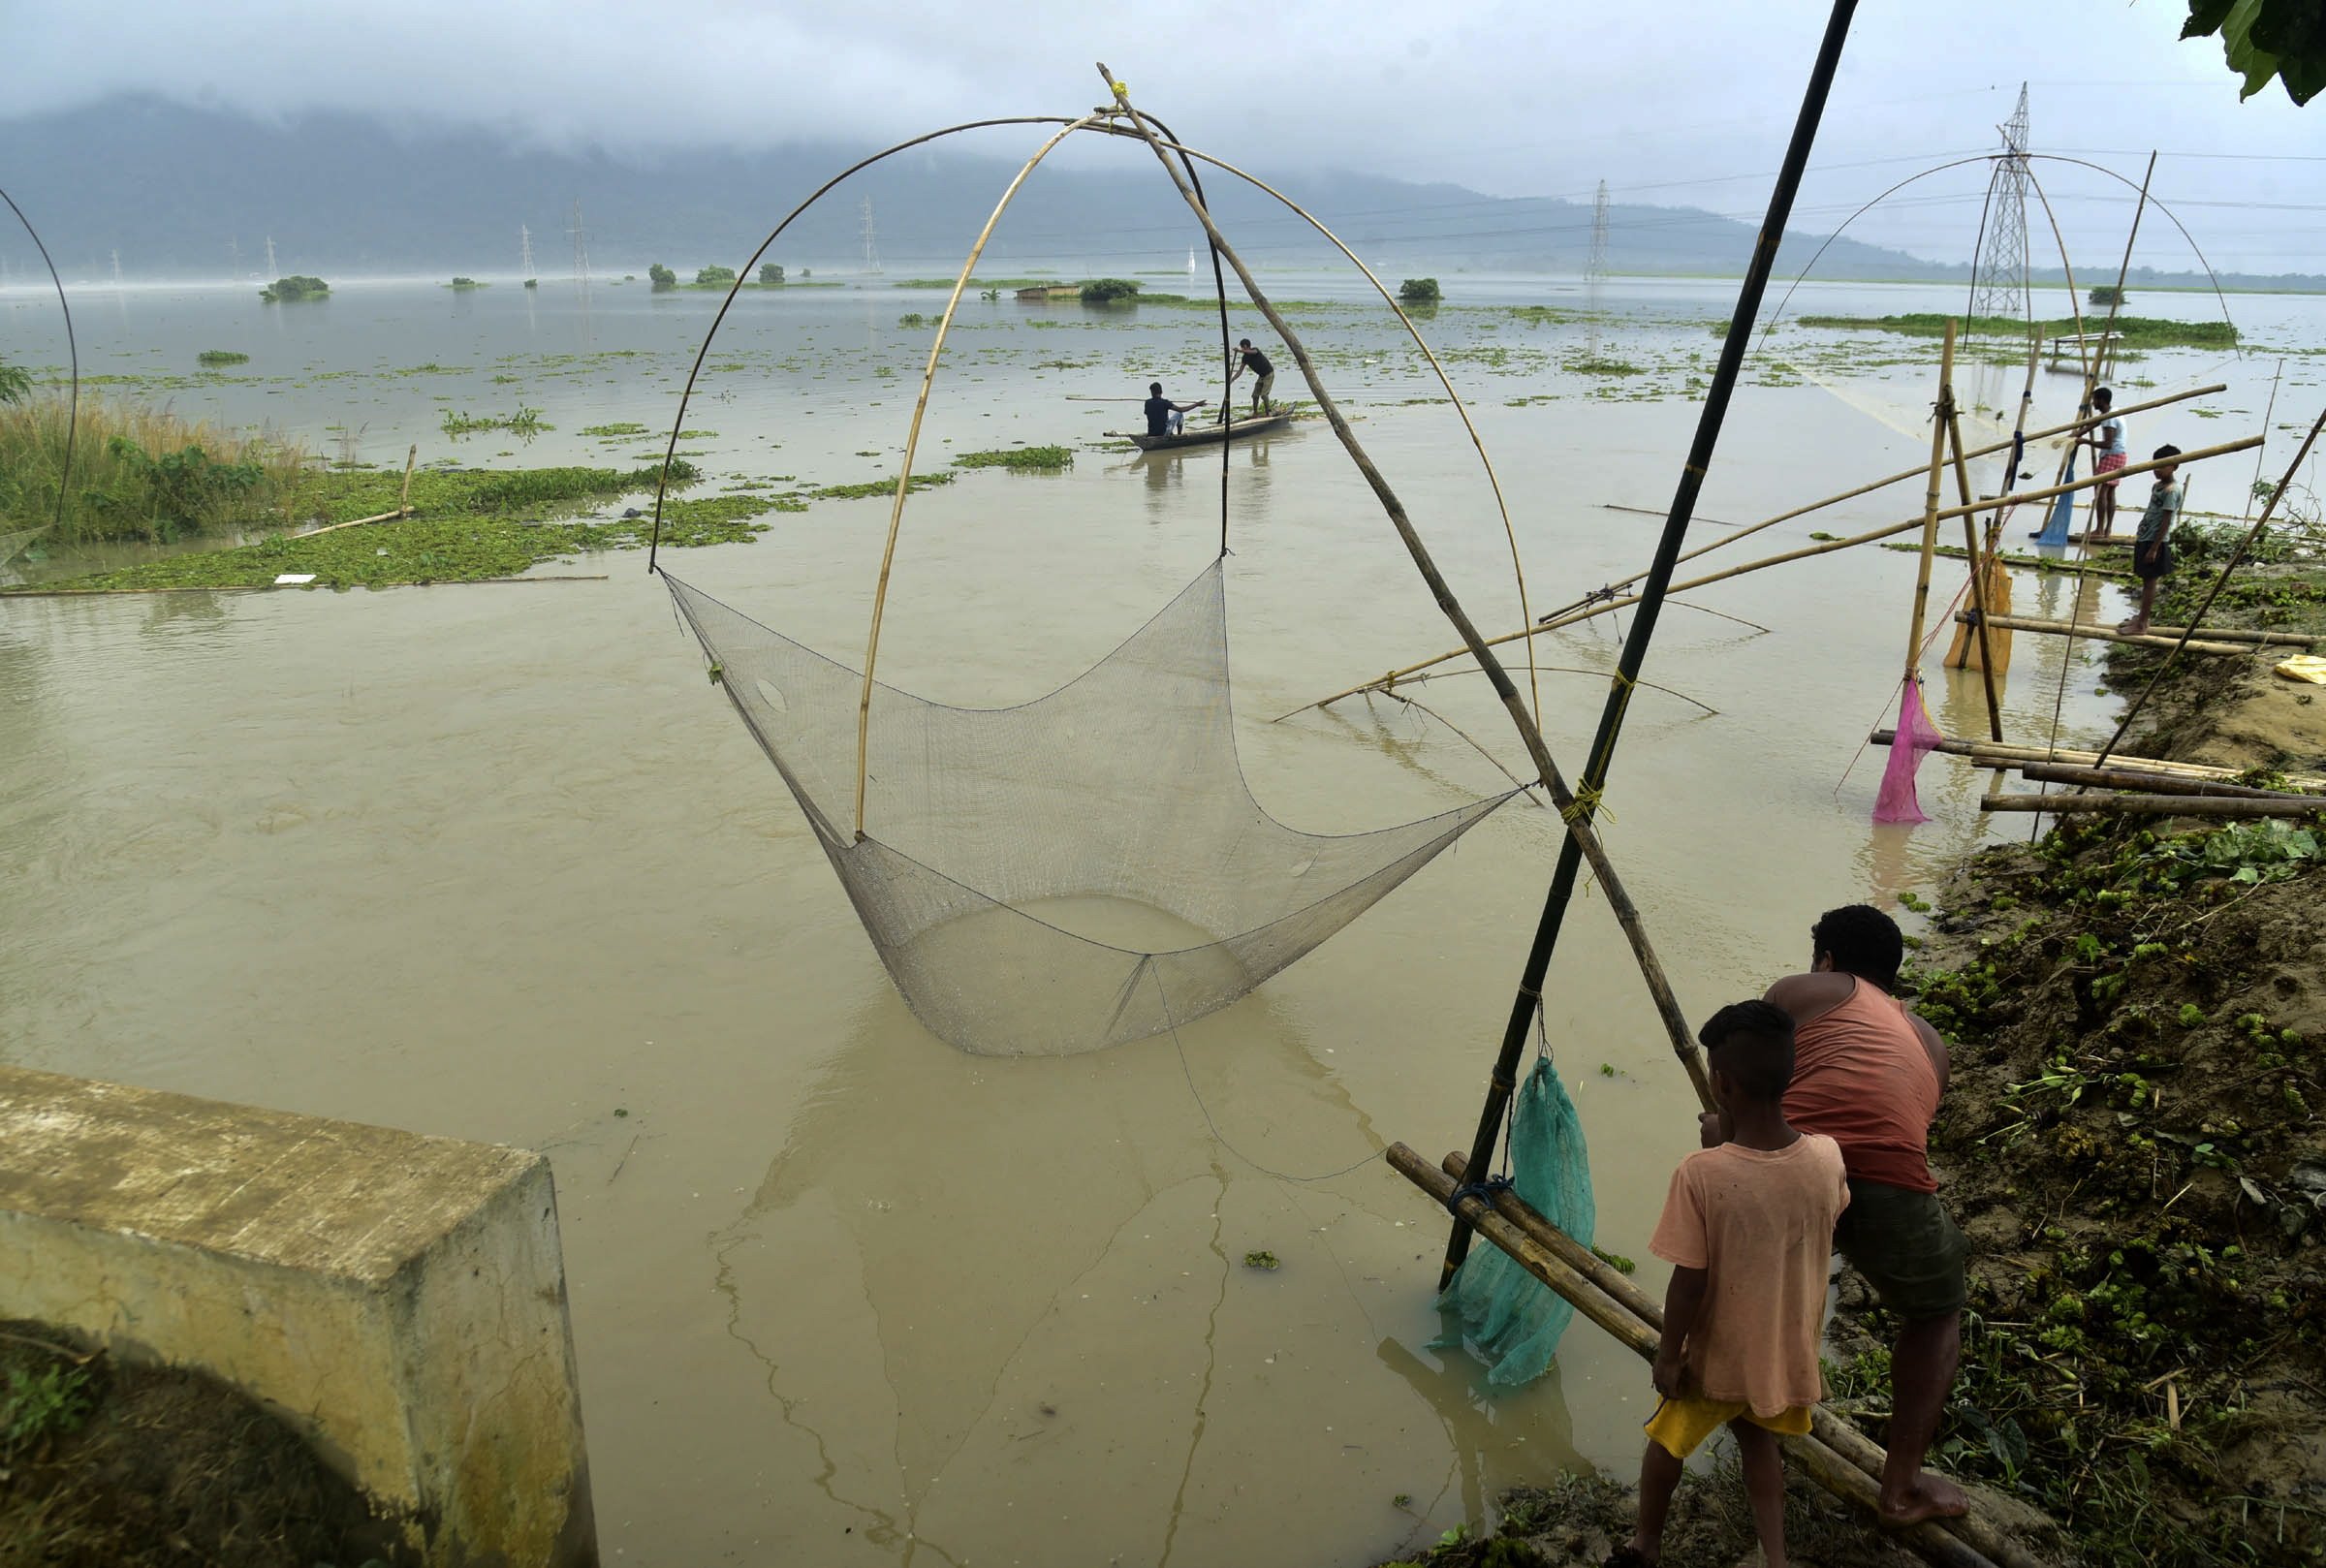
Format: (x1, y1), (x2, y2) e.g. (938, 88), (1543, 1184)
(1432, 1054), (1596, 1387)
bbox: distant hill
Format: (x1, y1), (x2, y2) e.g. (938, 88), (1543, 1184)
(1, 97), (2318, 294)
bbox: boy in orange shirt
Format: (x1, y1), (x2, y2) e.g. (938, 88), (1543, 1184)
(1609, 1001), (1848, 1568)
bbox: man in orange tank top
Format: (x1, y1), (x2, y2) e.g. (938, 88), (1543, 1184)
(1731, 904), (1969, 1528)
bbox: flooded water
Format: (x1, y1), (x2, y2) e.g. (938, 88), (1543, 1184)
(1, 268), (2315, 1565)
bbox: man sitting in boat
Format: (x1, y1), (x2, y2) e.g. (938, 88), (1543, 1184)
(1145, 382), (1205, 438)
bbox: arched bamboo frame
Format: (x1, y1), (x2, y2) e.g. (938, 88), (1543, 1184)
(647, 111), (1546, 840)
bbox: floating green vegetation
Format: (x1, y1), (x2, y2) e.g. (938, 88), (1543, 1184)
(8, 459), (717, 592)
(898, 313), (932, 328)
(952, 446), (1071, 472)
(1504, 304), (1577, 325)
(580, 422), (651, 438)
(441, 406), (548, 437)
(1794, 313), (2239, 349)
(1566, 355), (1644, 376)
(808, 473), (957, 502)
(523, 278), (539, 289)
(1078, 277), (1142, 305)
(195, 350), (249, 368)
(448, 276), (486, 290)
(259, 275), (329, 303)
(0, 396), (313, 544)
(1398, 276), (1442, 305)
(1242, 1250), (1280, 1270)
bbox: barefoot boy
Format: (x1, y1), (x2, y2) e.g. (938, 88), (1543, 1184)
(2121, 445), (2184, 637)
(1610, 1001), (1848, 1568)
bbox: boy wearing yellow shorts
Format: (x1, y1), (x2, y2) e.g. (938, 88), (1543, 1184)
(1609, 1001), (1848, 1568)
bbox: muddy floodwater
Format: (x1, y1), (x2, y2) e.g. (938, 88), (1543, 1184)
(1, 271), (2314, 1564)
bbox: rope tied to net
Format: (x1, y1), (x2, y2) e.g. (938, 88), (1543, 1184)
(1444, 1174), (1516, 1217)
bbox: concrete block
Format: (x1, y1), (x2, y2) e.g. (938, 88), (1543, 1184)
(0, 1066), (596, 1566)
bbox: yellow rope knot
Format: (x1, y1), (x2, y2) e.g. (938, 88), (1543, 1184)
(1560, 786), (1613, 826)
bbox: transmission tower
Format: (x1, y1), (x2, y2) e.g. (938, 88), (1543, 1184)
(1970, 83), (2031, 323)
(519, 223), (535, 280)
(861, 196), (883, 276)
(264, 235), (278, 279)
(1585, 179), (1612, 358)
(567, 201), (592, 305)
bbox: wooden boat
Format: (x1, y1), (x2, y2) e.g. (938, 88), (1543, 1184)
(1112, 412), (1295, 452)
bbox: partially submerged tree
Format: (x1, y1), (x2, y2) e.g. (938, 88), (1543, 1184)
(648, 263), (677, 291)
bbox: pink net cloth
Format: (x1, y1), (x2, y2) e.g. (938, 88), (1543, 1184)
(1872, 675), (1944, 824)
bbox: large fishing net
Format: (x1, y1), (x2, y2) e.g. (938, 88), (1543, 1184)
(663, 560), (1519, 1055)
(1434, 1055), (1595, 1384)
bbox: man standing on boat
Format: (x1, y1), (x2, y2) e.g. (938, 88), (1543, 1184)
(1145, 382), (1205, 439)
(1721, 904), (1969, 1529)
(1229, 338), (1275, 415)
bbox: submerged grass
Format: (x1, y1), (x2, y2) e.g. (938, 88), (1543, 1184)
(0, 395), (314, 544)
(1793, 313), (2240, 350)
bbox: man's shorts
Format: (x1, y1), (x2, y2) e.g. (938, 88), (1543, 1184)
(2096, 451), (2129, 489)
(1644, 1395), (1811, 1460)
(1253, 369), (1275, 406)
(1835, 1177), (1968, 1322)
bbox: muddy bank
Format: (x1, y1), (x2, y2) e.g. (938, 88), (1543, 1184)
(0, 1324), (398, 1568)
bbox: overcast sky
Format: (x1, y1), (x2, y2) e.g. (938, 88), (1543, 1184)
(3, 0), (2317, 272)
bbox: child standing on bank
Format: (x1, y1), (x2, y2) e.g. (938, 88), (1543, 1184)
(2121, 445), (2184, 637)
(1608, 1001), (1849, 1568)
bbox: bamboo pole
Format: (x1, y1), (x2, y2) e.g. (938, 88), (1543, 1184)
(1901, 324), (1959, 685)
(1983, 793), (2326, 817)
(1296, 432), (2266, 713)
(1944, 407), (2011, 700)
(1436, 1152), (2047, 1568)
(397, 442), (417, 514)
(2013, 763), (2318, 800)
(1869, 731), (2326, 789)
(1430, 0), (1861, 1288)
(1955, 611), (2313, 649)
(852, 113), (1107, 839)
(1949, 613), (2247, 656)
(1097, 71), (1709, 1110)
(1389, 1146), (2009, 1568)
(1909, 544), (2137, 580)
(1524, 382), (2225, 628)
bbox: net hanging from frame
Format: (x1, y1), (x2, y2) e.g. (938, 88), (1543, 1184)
(662, 562), (1521, 1056)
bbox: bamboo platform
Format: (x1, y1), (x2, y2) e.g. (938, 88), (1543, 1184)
(1391, 1145), (2049, 1568)
(1949, 611), (2285, 656)
(1870, 730), (2326, 791)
